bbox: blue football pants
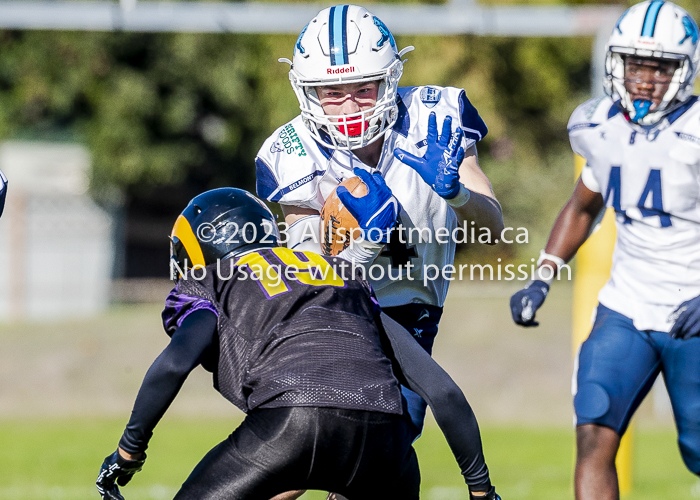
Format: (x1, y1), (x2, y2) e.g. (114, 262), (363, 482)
(574, 304), (700, 474)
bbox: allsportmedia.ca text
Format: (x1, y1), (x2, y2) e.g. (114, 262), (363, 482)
(313, 221), (529, 246)
(195, 219), (531, 246)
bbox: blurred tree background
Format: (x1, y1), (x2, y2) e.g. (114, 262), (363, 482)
(0, 0), (697, 276)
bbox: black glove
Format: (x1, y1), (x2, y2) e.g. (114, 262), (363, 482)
(470, 485), (502, 500)
(669, 294), (700, 340)
(510, 280), (550, 327)
(96, 450), (146, 500)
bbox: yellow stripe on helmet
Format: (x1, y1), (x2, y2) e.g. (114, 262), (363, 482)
(171, 214), (206, 267)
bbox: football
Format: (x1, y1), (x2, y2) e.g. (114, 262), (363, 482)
(320, 176), (367, 256)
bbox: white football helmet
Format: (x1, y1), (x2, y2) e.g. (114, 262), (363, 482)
(604, 1), (700, 125)
(280, 5), (414, 150)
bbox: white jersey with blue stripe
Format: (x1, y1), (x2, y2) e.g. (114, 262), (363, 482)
(569, 95), (700, 332)
(256, 85), (487, 308)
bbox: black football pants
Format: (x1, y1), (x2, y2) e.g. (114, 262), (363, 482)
(173, 406), (420, 500)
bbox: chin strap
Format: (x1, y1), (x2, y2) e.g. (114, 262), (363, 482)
(631, 99), (652, 122)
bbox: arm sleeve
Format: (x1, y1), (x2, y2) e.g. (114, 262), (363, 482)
(379, 311), (491, 491)
(118, 309), (218, 454)
(0, 169), (7, 218)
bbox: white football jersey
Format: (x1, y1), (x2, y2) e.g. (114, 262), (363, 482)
(569, 95), (700, 332)
(255, 86), (488, 308)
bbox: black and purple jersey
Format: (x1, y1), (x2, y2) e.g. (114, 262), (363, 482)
(162, 247), (403, 415)
(118, 248), (491, 491)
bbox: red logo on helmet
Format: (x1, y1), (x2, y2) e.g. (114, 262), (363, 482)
(327, 66), (356, 75)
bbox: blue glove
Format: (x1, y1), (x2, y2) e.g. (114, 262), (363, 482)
(96, 450), (146, 500)
(336, 167), (400, 243)
(0, 169), (7, 218)
(510, 280), (550, 327)
(669, 294), (700, 340)
(393, 113), (465, 199)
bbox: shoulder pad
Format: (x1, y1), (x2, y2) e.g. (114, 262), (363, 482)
(568, 96), (617, 159)
(668, 96), (700, 143)
(567, 96), (617, 133)
(255, 117), (327, 207)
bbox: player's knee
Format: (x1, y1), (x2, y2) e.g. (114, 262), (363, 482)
(574, 383), (617, 462)
(574, 382), (610, 421)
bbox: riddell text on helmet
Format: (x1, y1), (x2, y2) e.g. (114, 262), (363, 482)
(327, 66), (356, 75)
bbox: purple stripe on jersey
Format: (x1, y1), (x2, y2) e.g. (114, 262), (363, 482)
(370, 296), (382, 316)
(162, 287), (218, 335)
(178, 300), (218, 326)
(293, 251), (311, 262)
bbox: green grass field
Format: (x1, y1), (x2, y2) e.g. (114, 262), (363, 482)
(1, 417), (698, 500)
(1, 289), (698, 499)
